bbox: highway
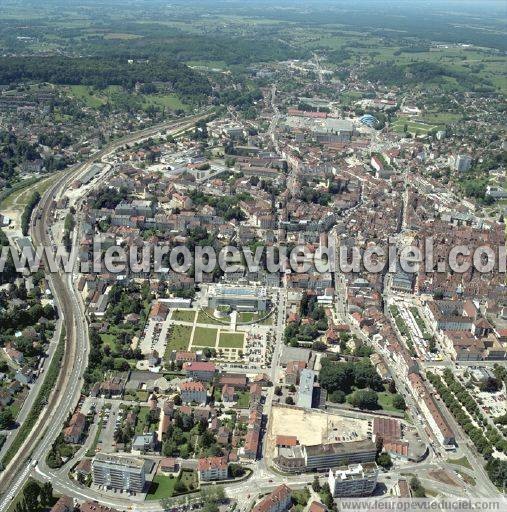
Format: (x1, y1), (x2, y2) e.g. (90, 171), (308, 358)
(0, 112), (210, 511)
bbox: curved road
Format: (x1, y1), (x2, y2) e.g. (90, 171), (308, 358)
(0, 113), (210, 511)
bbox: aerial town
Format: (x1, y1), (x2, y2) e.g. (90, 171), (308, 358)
(0, 1), (505, 512)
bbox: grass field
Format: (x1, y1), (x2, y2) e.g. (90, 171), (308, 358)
(186, 60), (226, 70)
(143, 93), (188, 111)
(171, 309), (196, 323)
(377, 392), (400, 412)
(448, 456), (472, 470)
(166, 324), (193, 352)
(104, 32), (143, 40)
(390, 119), (440, 135)
(135, 406), (158, 434)
(0, 173), (61, 212)
(218, 332), (245, 349)
(192, 327), (218, 347)
(179, 469), (198, 489)
(236, 391), (251, 409)
(69, 85), (107, 108)
(147, 475), (177, 500)
(100, 333), (117, 350)
(196, 309), (226, 325)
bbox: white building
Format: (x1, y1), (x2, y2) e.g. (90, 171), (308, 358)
(451, 154), (472, 173)
(92, 453), (145, 493)
(328, 463), (378, 497)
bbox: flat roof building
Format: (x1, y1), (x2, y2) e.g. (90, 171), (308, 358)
(92, 453), (145, 493)
(208, 285), (267, 312)
(274, 439), (377, 473)
(296, 369), (316, 409)
(328, 463), (378, 497)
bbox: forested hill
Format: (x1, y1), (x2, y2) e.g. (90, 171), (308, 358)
(0, 56), (211, 101)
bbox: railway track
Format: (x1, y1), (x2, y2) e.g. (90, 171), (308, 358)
(0, 113), (208, 507)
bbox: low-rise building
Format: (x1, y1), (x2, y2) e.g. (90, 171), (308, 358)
(197, 456), (228, 482)
(179, 381), (207, 404)
(252, 484), (292, 512)
(132, 432), (157, 454)
(182, 361), (216, 381)
(63, 412), (87, 444)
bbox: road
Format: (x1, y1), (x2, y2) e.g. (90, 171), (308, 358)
(0, 316), (63, 461)
(0, 112), (210, 511)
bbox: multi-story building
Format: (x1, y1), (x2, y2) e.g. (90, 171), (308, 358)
(452, 154), (472, 173)
(92, 453), (145, 493)
(408, 372), (455, 447)
(182, 361), (216, 381)
(252, 484), (292, 512)
(179, 381), (207, 404)
(274, 439), (377, 473)
(208, 284), (267, 312)
(296, 369), (316, 409)
(328, 463), (379, 497)
(197, 456), (229, 482)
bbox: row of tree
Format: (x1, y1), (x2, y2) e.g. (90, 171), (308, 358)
(21, 191), (40, 236)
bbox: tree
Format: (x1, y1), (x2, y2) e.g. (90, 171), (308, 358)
(23, 479), (41, 511)
(40, 482), (53, 507)
(274, 386), (282, 396)
(392, 394), (406, 410)
(480, 377), (501, 393)
(410, 476), (426, 498)
(174, 479), (187, 493)
(376, 452), (393, 470)
(328, 390), (346, 403)
(348, 389), (379, 410)
(229, 463), (245, 478)
(285, 396), (295, 405)
(0, 409), (14, 429)
(312, 475), (321, 492)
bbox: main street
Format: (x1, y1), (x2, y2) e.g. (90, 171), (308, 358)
(0, 112), (211, 511)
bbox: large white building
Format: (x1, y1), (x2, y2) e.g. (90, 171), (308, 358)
(208, 285), (267, 312)
(92, 453), (146, 493)
(328, 463), (379, 497)
(451, 154), (472, 173)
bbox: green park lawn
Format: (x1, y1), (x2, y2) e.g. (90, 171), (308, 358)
(192, 327), (218, 347)
(196, 309), (226, 325)
(218, 332), (245, 349)
(236, 391), (251, 409)
(171, 309), (196, 323)
(147, 475), (177, 500)
(166, 325), (193, 352)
